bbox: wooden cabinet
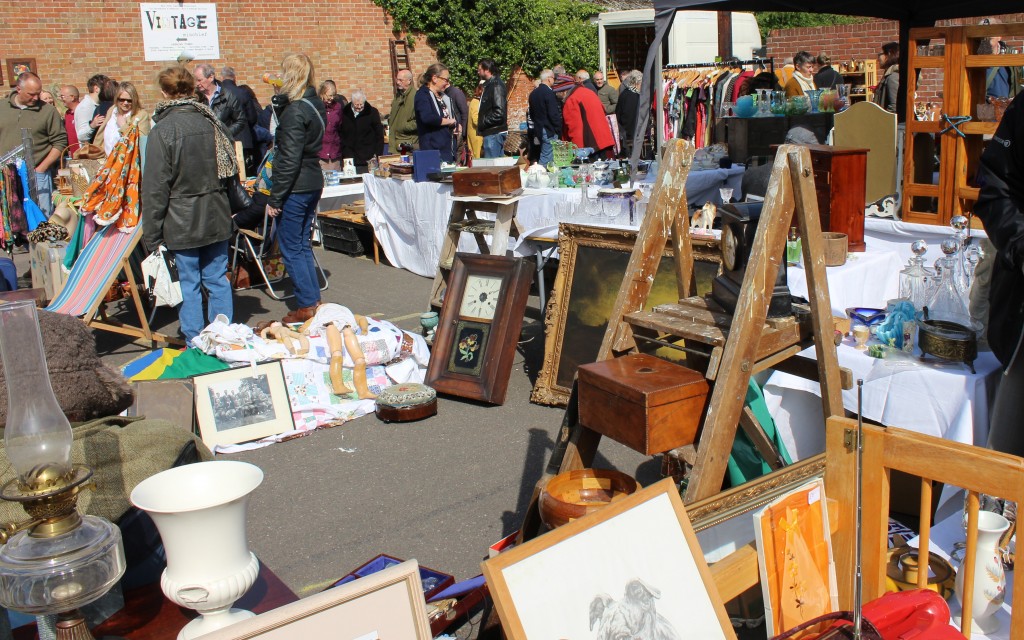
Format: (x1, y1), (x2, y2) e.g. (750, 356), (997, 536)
(834, 59), (877, 104)
(806, 144), (868, 251)
(902, 23), (1024, 226)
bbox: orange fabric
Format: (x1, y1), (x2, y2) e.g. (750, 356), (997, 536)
(83, 124), (141, 231)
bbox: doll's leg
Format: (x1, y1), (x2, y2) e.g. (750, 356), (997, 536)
(342, 326), (377, 399)
(326, 325), (354, 395)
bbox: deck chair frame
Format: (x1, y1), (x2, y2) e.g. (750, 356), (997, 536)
(230, 212), (329, 301)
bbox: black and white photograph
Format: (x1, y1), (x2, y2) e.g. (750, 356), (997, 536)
(207, 374), (276, 431)
(194, 362), (295, 449)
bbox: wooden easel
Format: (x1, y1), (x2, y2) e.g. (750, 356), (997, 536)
(517, 139), (845, 542)
(428, 195), (524, 308)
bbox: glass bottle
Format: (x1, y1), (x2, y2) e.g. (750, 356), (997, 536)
(786, 227), (802, 267)
(898, 240), (935, 311)
(950, 215), (971, 294)
(925, 239), (974, 329)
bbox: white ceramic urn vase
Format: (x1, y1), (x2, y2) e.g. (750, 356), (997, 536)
(954, 510), (1010, 635)
(131, 461), (264, 640)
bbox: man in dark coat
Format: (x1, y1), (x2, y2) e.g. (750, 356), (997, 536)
(476, 58), (507, 158)
(194, 63), (246, 144)
(340, 90), (385, 173)
(528, 69), (563, 166)
(446, 84), (469, 161)
(220, 66), (259, 175)
(974, 90), (1024, 456)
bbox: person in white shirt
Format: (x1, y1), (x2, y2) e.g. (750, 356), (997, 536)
(74, 74), (108, 144)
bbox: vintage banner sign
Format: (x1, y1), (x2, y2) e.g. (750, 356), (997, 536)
(140, 3), (220, 61)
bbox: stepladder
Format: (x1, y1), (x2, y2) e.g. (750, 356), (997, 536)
(428, 194), (525, 309)
(517, 139), (848, 542)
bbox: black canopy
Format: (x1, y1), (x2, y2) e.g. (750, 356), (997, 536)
(632, 2), (1018, 167)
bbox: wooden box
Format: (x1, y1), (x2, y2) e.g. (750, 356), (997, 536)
(577, 354), (709, 455)
(452, 166), (522, 198)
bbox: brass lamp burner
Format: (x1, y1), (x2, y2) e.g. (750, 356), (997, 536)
(0, 464), (94, 541)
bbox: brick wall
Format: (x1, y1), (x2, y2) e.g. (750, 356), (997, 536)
(0, 0), (438, 114)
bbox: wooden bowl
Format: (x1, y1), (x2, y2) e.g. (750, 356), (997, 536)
(538, 469), (640, 530)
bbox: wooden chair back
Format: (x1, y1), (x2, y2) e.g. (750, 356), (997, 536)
(826, 415), (1024, 638)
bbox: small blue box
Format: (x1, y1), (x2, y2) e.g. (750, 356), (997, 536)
(328, 553), (454, 600)
(413, 150), (441, 182)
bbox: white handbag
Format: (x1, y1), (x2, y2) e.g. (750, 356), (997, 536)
(141, 246), (183, 308)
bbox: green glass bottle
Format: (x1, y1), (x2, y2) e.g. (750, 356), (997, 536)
(786, 227), (802, 267)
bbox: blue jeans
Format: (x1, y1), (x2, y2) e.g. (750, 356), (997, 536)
(33, 169), (53, 217)
(277, 190), (322, 308)
(173, 240), (232, 342)
(482, 132), (507, 158)
(538, 130), (556, 167)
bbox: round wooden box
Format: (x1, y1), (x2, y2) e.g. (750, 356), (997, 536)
(375, 383), (437, 423)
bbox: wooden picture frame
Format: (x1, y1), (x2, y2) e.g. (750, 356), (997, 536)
(530, 223), (721, 407)
(203, 559), (431, 639)
(6, 58), (36, 87)
(193, 361), (295, 449)
(482, 478), (736, 639)
(425, 253), (533, 404)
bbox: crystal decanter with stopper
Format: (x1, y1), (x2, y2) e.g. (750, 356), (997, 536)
(949, 215), (971, 294)
(898, 240), (936, 311)
(924, 239), (974, 329)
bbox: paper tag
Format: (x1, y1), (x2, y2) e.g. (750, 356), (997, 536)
(808, 485), (821, 505)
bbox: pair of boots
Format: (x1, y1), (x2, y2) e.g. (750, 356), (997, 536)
(282, 305), (317, 324)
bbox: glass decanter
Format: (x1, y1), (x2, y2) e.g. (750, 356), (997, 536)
(924, 239), (974, 328)
(898, 240), (935, 311)
(949, 215), (971, 294)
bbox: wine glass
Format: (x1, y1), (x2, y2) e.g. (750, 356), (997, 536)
(719, 187), (733, 204)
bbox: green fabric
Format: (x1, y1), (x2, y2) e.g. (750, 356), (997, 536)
(727, 379), (794, 487)
(157, 348), (230, 379)
(63, 211), (86, 270)
(0, 416), (212, 525)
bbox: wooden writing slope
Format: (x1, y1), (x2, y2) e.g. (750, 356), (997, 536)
(518, 139), (847, 542)
(428, 194), (525, 309)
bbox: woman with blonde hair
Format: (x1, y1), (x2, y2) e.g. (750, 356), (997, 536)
(414, 63), (457, 162)
(267, 53), (327, 324)
(95, 81), (151, 155)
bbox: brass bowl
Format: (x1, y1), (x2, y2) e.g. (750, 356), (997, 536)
(538, 469), (639, 530)
(918, 319), (977, 373)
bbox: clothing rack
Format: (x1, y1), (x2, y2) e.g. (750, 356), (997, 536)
(0, 129), (38, 203)
(663, 57), (774, 75)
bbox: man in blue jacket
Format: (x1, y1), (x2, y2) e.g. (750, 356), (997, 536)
(528, 69), (563, 166)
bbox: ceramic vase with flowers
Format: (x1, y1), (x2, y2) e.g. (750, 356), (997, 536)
(954, 510), (1010, 634)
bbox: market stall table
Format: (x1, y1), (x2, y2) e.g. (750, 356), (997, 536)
(763, 342), (1002, 462)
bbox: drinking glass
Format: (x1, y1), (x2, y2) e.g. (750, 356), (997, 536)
(719, 187), (733, 204)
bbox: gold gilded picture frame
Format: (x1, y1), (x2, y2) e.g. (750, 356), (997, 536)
(530, 223), (721, 407)
(202, 560), (431, 639)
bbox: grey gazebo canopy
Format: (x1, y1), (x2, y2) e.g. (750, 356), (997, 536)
(632, 1), (1020, 165)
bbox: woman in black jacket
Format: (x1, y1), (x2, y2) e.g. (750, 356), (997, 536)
(340, 90), (384, 173)
(142, 65), (235, 342)
(267, 53), (326, 324)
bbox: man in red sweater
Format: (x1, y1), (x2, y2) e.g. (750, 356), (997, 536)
(554, 75), (614, 160)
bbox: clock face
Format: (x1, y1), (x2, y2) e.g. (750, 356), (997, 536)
(459, 275), (503, 320)
(722, 225), (738, 272)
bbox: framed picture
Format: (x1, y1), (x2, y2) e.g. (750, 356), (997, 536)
(482, 478), (735, 639)
(530, 224), (722, 407)
(203, 559), (431, 639)
(425, 253), (533, 404)
(193, 361), (295, 449)
(6, 58), (36, 87)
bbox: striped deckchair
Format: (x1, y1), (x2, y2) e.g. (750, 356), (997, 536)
(46, 224), (178, 346)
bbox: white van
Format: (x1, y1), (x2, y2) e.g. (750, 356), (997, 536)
(597, 10), (762, 71)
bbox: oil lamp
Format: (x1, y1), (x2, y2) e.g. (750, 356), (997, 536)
(0, 301), (125, 638)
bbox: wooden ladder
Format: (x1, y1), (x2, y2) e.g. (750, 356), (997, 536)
(429, 196), (524, 308)
(389, 40), (411, 96)
(517, 139), (846, 542)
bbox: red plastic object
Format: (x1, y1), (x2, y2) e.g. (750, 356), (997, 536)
(775, 590), (967, 640)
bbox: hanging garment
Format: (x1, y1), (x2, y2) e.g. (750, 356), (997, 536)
(83, 124), (141, 231)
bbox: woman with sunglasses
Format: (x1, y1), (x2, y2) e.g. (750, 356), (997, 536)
(414, 63), (457, 162)
(95, 81), (151, 155)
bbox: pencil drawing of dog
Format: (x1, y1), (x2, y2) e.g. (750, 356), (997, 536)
(589, 578), (681, 640)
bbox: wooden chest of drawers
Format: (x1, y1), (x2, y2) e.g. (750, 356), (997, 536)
(806, 144), (867, 252)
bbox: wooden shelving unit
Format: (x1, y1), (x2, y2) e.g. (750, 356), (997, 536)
(902, 22), (1024, 226)
(834, 59), (877, 104)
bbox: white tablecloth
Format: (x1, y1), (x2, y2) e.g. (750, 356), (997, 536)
(362, 167), (746, 277)
(763, 343), (1002, 461)
(786, 249), (904, 315)
(864, 216), (987, 264)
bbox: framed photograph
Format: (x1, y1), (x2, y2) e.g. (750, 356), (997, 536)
(482, 478), (735, 639)
(425, 253), (533, 404)
(194, 361), (295, 449)
(203, 559), (431, 639)
(530, 224), (722, 407)
(6, 58), (36, 87)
